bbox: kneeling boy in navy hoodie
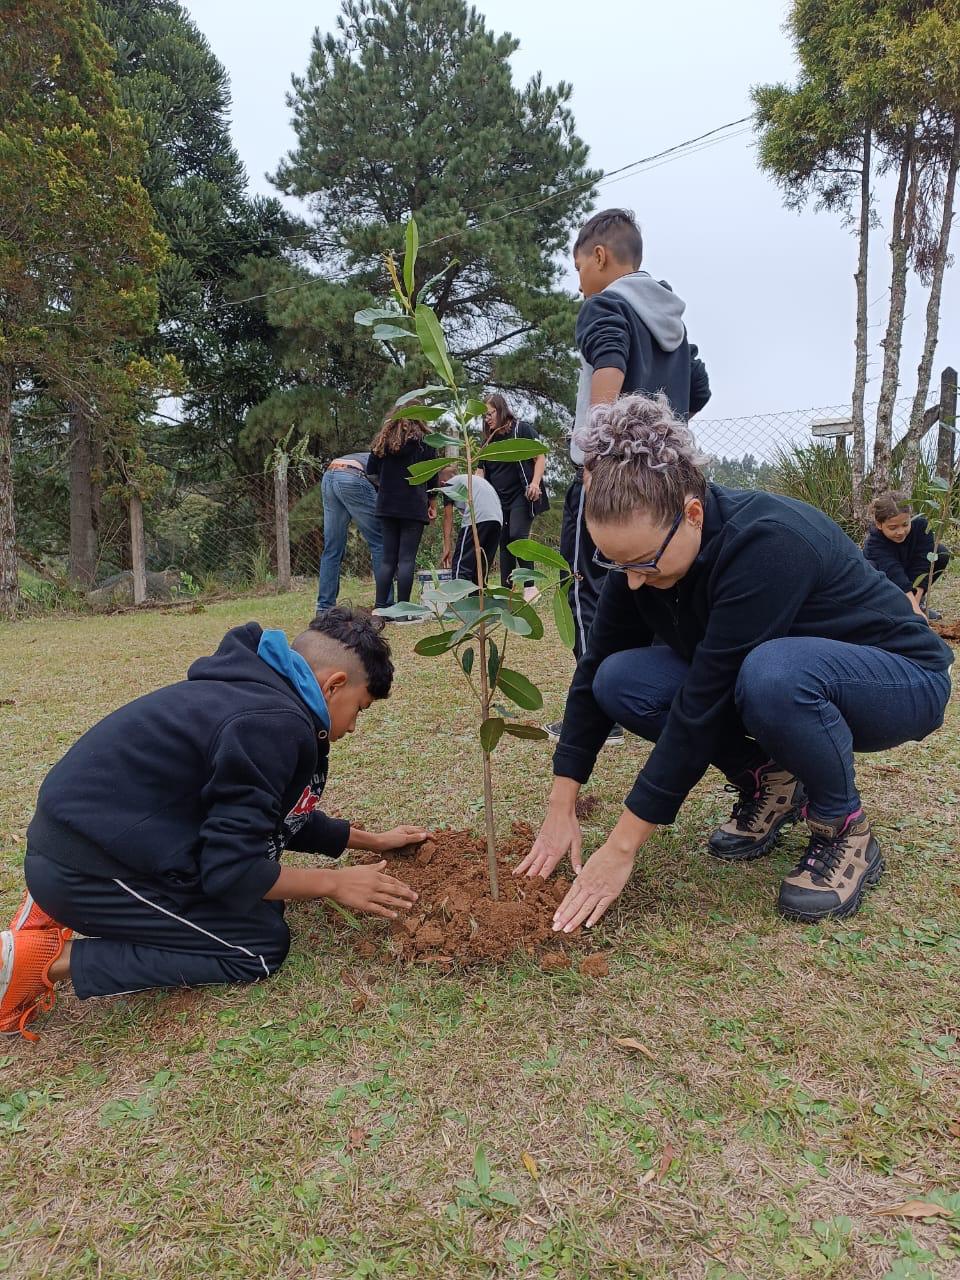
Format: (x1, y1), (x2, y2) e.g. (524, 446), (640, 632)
(1, 607), (422, 1039)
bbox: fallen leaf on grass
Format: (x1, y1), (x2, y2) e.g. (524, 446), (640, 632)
(346, 1127), (368, 1151)
(521, 1152), (540, 1179)
(611, 1036), (656, 1061)
(948, 1121), (960, 1138)
(340, 967), (376, 1012)
(639, 1168), (657, 1185)
(871, 1201), (953, 1220)
(657, 1143), (676, 1180)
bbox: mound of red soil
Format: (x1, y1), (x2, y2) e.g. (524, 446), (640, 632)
(932, 619), (960, 642)
(352, 823), (592, 967)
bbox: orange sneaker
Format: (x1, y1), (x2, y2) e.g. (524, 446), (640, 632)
(0, 927), (67, 1041)
(8, 888), (71, 938)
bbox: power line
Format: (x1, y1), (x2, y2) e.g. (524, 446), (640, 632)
(205, 115), (753, 316)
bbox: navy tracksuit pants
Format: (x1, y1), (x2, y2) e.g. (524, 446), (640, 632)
(24, 851), (290, 999)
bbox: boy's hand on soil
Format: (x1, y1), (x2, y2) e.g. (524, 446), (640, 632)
(552, 843), (635, 933)
(327, 863), (418, 919)
(514, 808), (582, 879)
(375, 826), (429, 852)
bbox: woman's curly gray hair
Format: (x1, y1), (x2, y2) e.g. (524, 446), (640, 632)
(573, 392), (708, 527)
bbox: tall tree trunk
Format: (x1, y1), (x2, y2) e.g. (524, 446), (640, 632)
(873, 132), (918, 491)
(69, 401), (99, 586)
(851, 124), (873, 522)
(0, 364), (18, 619)
(273, 454), (291, 592)
(901, 120), (960, 495)
(129, 493), (147, 605)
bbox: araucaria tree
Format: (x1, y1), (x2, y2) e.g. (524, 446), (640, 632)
(754, 0), (960, 515)
(358, 222), (575, 900)
(0, 0), (166, 615)
(97, 0), (301, 516)
(265, 0), (598, 443)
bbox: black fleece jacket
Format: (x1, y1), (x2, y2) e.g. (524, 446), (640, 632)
(27, 623), (350, 912)
(553, 486), (953, 825)
(863, 516), (939, 592)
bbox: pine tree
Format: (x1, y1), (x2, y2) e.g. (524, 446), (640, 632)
(267, 0), (598, 435)
(0, 0), (165, 614)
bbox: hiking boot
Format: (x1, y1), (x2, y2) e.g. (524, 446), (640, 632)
(8, 889), (71, 938)
(0, 927), (67, 1041)
(777, 809), (883, 923)
(707, 763), (806, 862)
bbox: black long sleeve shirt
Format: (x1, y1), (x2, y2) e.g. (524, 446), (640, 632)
(553, 487), (952, 825)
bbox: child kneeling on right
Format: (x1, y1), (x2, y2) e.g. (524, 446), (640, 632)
(1, 607), (423, 1039)
(864, 491), (951, 620)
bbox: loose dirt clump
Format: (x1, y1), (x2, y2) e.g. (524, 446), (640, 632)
(575, 793), (601, 820)
(579, 953), (610, 978)
(354, 824), (586, 966)
(932, 619), (960, 642)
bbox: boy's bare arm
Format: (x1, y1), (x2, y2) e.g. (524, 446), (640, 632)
(264, 863), (417, 918)
(591, 367), (625, 405)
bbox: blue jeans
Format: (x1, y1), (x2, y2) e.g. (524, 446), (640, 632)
(593, 638), (951, 820)
(316, 469), (388, 611)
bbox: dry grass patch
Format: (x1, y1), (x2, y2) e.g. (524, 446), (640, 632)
(1, 578), (959, 1278)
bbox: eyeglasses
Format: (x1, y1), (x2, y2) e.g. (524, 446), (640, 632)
(592, 509), (685, 576)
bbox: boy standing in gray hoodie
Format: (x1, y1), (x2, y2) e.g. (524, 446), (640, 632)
(547, 208), (710, 741)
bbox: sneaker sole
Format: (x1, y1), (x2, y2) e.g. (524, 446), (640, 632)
(777, 846), (885, 923)
(707, 806), (802, 863)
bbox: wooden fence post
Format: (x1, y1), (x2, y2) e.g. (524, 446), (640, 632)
(274, 453), (291, 592)
(129, 494), (147, 606)
(936, 366), (957, 482)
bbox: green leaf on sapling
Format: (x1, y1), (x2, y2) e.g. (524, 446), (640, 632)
(479, 719), (505, 753)
(496, 667), (543, 710)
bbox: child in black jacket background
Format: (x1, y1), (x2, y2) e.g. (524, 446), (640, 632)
(864, 491), (951, 619)
(1, 608), (423, 1039)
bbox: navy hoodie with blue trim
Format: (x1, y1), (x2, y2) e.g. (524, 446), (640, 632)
(552, 486), (953, 826)
(26, 623), (350, 912)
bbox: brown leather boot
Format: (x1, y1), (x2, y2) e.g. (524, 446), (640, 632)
(707, 762), (806, 862)
(777, 809), (883, 922)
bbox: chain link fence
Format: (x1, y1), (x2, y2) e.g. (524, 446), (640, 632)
(15, 392), (953, 610)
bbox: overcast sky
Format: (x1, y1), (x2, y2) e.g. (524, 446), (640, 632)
(182, 0), (959, 423)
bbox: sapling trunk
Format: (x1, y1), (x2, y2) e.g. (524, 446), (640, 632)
(463, 429), (500, 899)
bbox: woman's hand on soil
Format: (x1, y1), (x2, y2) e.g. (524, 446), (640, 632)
(375, 826), (429, 852)
(514, 807), (582, 879)
(552, 842), (635, 933)
(907, 590), (926, 618)
(327, 862), (418, 919)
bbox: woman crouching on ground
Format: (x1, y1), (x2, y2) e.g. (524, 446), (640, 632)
(516, 393), (953, 929)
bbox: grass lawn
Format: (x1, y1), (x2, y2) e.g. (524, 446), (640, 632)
(1, 579), (959, 1279)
